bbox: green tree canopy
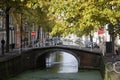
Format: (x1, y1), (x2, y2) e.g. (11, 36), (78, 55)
(48, 0), (120, 36)
(1, 0), (120, 37)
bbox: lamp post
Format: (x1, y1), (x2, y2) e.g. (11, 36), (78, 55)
(9, 26), (14, 51)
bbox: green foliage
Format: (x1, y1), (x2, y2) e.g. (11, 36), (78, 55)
(48, 0), (120, 36)
(0, 0), (53, 32)
(1, 0), (120, 37)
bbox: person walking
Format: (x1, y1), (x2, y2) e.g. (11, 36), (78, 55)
(1, 39), (5, 55)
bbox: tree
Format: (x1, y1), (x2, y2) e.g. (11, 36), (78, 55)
(48, 0), (120, 37)
(48, 0), (102, 36)
(0, 0), (28, 52)
(1, 0), (120, 53)
(23, 0), (54, 40)
(48, 0), (120, 53)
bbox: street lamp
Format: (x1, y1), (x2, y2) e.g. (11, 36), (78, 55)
(9, 26), (15, 50)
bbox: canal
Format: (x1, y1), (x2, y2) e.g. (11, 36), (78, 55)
(8, 51), (103, 80)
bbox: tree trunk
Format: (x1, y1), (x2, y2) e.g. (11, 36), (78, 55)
(37, 26), (40, 40)
(20, 13), (23, 52)
(90, 34), (93, 49)
(111, 35), (115, 53)
(108, 23), (115, 53)
(5, 7), (10, 53)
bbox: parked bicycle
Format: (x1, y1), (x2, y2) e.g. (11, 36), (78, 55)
(106, 54), (120, 73)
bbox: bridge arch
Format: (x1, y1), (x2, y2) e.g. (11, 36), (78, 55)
(21, 46), (103, 72)
(35, 49), (80, 69)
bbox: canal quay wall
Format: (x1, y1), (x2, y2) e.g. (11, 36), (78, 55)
(0, 46), (105, 80)
(0, 54), (22, 80)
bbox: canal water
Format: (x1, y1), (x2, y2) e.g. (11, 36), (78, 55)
(8, 51), (103, 80)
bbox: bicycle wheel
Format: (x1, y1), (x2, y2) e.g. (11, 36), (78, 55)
(113, 61), (120, 73)
(106, 62), (113, 72)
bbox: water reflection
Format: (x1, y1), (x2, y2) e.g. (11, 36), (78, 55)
(46, 51), (78, 73)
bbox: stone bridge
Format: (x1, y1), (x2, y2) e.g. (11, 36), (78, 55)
(22, 45), (104, 70)
(0, 45), (105, 80)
